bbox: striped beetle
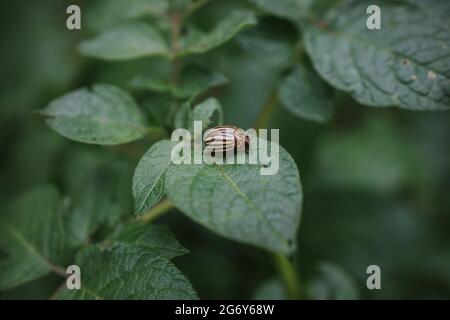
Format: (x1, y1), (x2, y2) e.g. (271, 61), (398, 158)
(204, 125), (250, 155)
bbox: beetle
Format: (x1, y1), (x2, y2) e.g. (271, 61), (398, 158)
(204, 125), (250, 155)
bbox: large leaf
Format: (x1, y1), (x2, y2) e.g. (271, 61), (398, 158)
(79, 21), (169, 60)
(116, 223), (189, 259)
(304, 0), (450, 110)
(131, 64), (228, 98)
(133, 140), (175, 216)
(0, 185), (68, 290)
(180, 11), (257, 55)
(57, 244), (197, 299)
(165, 141), (302, 254)
(279, 64), (334, 123)
(249, 0), (312, 20)
(407, 0), (450, 29)
(41, 84), (150, 145)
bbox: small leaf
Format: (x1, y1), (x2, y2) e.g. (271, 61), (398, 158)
(173, 98), (223, 131)
(86, 0), (168, 32)
(189, 98), (223, 131)
(165, 140), (302, 254)
(253, 278), (287, 299)
(0, 185), (69, 290)
(304, 0), (450, 110)
(279, 64), (334, 123)
(131, 64), (228, 98)
(180, 11), (257, 55)
(79, 21), (169, 60)
(116, 223), (189, 259)
(307, 262), (359, 300)
(173, 101), (193, 129)
(41, 84), (150, 145)
(133, 140), (175, 216)
(57, 244), (198, 299)
(249, 0), (312, 20)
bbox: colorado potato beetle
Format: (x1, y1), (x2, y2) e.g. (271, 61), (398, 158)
(204, 125), (250, 155)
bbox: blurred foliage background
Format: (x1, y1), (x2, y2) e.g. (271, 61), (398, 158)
(1, 0), (449, 299)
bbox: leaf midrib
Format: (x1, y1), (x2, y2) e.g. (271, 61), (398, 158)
(8, 226), (60, 274)
(214, 165), (289, 249)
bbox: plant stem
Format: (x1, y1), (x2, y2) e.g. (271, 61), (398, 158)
(49, 280), (67, 300)
(255, 90), (302, 299)
(50, 264), (68, 278)
(254, 88), (279, 130)
(274, 253), (301, 299)
(169, 11), (182, 84)
(138, 198), (174, 222)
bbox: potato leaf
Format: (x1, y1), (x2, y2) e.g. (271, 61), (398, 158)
(41, 84), (150, 145)
(0, 185), (69, 290)
(304, 0), (450, 110)
(79, 21), (169, 60)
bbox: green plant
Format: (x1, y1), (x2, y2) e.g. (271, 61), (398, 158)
(0, 0), (449, 300)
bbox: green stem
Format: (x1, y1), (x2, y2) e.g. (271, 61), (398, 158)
(274, 253), (301, 299)
(255, 90), (302, 299)
(254, 89), (279, 130)
(49, 281), (67, 300)
(138, 198), (174, 222)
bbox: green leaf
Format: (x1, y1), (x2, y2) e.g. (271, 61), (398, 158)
(237, 18), (298, 67)
(407, 0), (450, 29)
(165, 140), (302, 254)
(0, 185), (68, 290)
(253, 278), (287, 299)
(63, 151), (134, 247)
(57, 244), (198, 299)
(41, 84), (150, 145)
(304, 0), (450, 110)
(173, 98), (223, 131)
(249, 0), (312, 20)
(189, 98), (224, 131)
(279, 64), (334, 123)
(131, 64), (228, 98)
(169, 0), (193, 11)
(86, 0), (168, 32)
(79, 21), (169, 60)
(173, 101), (193, 129)
(116, 223), (189, 259)
(133, 140), (175, 216)
(306, 262), (359, 300)
(180, 11), (257, 55)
